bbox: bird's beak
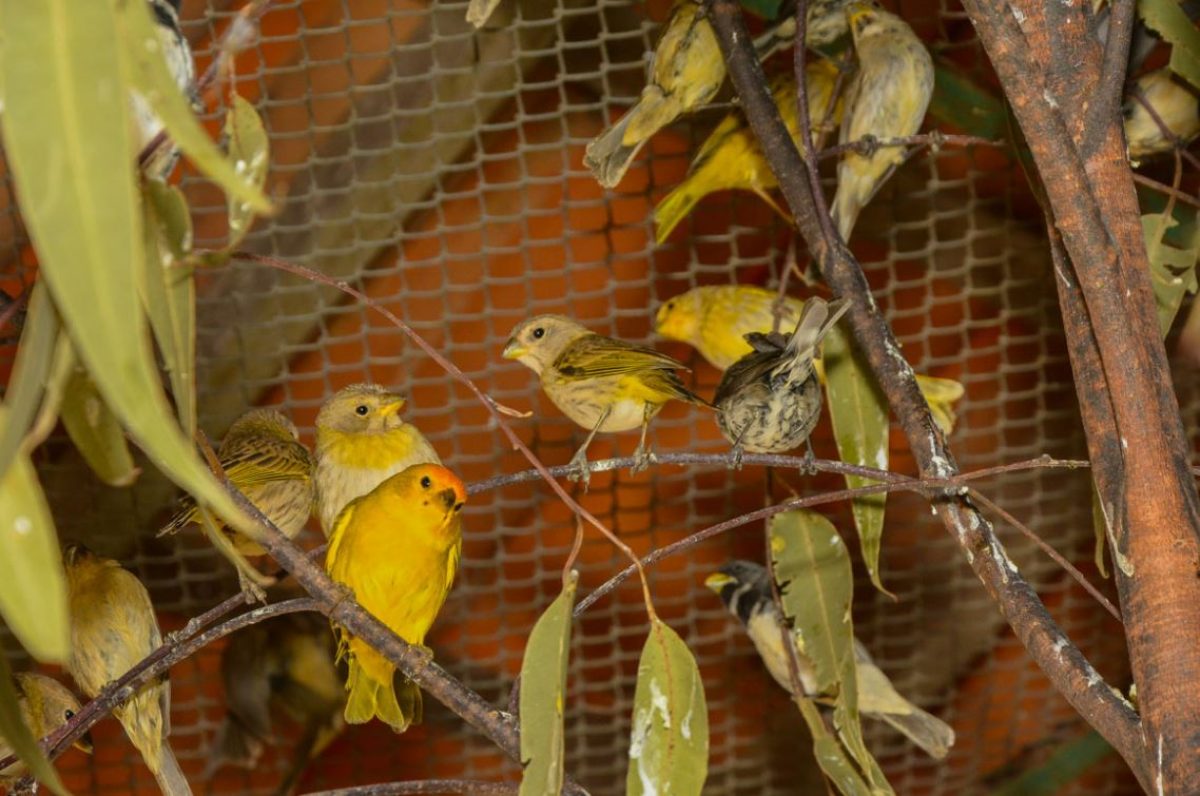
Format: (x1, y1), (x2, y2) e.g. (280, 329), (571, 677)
(501, 339), (525, 360)
(438, 487), (462, 513)
(378, 398), (406, 418)
(75, 730), (94, 755)
(704, 573), (735, 594)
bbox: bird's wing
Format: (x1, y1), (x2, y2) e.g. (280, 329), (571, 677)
(553, 334), (690, 379)
(222, 438), (313, 487)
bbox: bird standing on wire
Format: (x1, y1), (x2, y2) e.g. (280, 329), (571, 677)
(314, 384), (442, 536)
(714, 297), (848, 459)
(63, 545), (193, 796)
(207, 612), (344, 795)
(325, 464), (467, 733)
(0, 673), (93, 784)
(503, 314), (708, 482)
(159, 408), (314, 599)
(830, 2), (934, 241)
(654, 59), (846, 242)
(706, 560), (956, 759)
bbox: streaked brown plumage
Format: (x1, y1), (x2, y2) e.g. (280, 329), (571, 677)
(0, 673), (92, 783)
(503, 314), (707, 482)
(713, 297), (848, 458)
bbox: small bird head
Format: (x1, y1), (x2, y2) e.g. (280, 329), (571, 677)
(380, 464), (467, 526)
(653, 290), (704, 345)
(846, 2), (894, 42)
(704, 560), (773, 626)
(502, 315), (590, 375)
(316, 384), (408, 435)
(226, 407), (300, 442)
(13, 673), (93, 755)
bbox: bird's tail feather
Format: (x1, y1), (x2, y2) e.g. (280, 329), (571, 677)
(151, 745), (194, 796)
(204, 716), (263, 777)
(344, 659), (417, 733)
(654, 184), (703, 243)
(585, 89), (676, 188)
(776, 297), (850, 384)
(874, 707), (956, 760)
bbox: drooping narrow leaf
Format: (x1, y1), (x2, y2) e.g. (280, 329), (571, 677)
(821, 327), (891, 596)
(929, 60), (1007, 140)
(224, 95), (271, 250)
(0, 0), (250, 534)
(1142, 212), (1200, 335)
(58, 368), (140, 487)
(771, 510), (893, 795)
(0, 284), (60, 482)
(518, 571), (578, 796)
(0, 654), (70, 796)
(1140, 0), (1200, 91)
(0, 406), (68, 663)
(141, 180), (196, 433)
(626, 619), (709, 796)
(115, 0), (271, 213)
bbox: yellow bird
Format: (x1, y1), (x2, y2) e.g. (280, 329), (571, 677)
(1123, 67), (1200, 165)
(655, 59), (845, 243)
(0, 673), (93, 784)
(314, 384), (441, 536)
(325, 464), (467, 733)
(207, 612), (344, 795)
(503, 314), (708, 481)
(654, 285), (963, 434)
(706, 561), (955, 758)
(159, 408), (315, 594)
(831, 2), (934, 241)
(63, 545), (192, 796)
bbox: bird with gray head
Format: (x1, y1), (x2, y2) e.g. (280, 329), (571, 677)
(705, 560), (955, 759)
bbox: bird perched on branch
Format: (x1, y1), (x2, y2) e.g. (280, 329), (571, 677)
(325, 464), (467, 733)
(706, 560), (956, 759)
(315, 384), (441, 536)
(63, 545), (193, 796)
(0, 673), (93, 784)
(654, 59), (846, 243)
(136, 0), (199, 178)
(503, 314), (708, 482)
(584, 1), (797, 189)
(714, 297), (848, 459)
(207, 612), (344, 795)
(831, 2), (933, 241)
(654, 284), (963, 434)
(159, 408), (314, 598)
(1123, 67), (1200, 165)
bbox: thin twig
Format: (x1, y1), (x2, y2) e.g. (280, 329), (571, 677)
(0, 285), (29, 333)
(234, 251), (659, 619)
(301, 781), (517, 796)
(815, 131), (1004, 161)
(1131, 173), (1200, 210)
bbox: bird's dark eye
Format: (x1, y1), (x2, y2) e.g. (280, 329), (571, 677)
(64, 710), (75, 721)
(532, 327), (545, 339)
(420, 475), (432, 489)
(355, 405), (369, 416)
(665, 301), (674, 311)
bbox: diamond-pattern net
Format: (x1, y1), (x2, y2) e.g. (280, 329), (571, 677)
(0, 0), (1156, 793)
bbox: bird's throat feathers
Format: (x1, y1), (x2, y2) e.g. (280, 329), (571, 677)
(318, 424), (425, 470)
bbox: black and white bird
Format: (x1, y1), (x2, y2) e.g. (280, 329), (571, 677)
(705, 560), (956, 759)
(713, 296), (848, 460)
(135, 0), (199, 178)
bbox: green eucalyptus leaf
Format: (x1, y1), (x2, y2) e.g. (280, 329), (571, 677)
(930, 60), (1008, 140)
(794, 697), (874, 796)
(141, 180), (196, 433)
(821, 327), (891, 597)
(1169, 45), (1200, 93)
(1142, 212), (1200, 335)
(0, 656), (70, 796)
(224, 95), (271, 250)
(0, 406), (69, 663)
(1140, 0), (1200, 90)
(0, 284), (60, 482)
(0, 0), (251, 536)
(116, 0), (271, 213)
(518, 571), (577, 796)
(59, 368), (141, 487)
(626, 619), (709, 796)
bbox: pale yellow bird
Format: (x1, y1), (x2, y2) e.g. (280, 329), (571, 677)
(654, 59), (845, 242)
(0, 673), (92, 784)
(314, 384), (441, 536)
(1123, 67), (1200, 165)
(831, 2), (934, 240)
(64, 545), (192, 795)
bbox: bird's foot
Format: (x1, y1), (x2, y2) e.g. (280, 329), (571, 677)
(630, 446), (657, 475)
(410, 644), (434, 666)
(566, 450), (592, 488)
(237, 572), (270, 605)
(728, 445), (744, 471)
(799, 443), (818, 476)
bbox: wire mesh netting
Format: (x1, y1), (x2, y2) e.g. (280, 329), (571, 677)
(0, 0), (1155, 793)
